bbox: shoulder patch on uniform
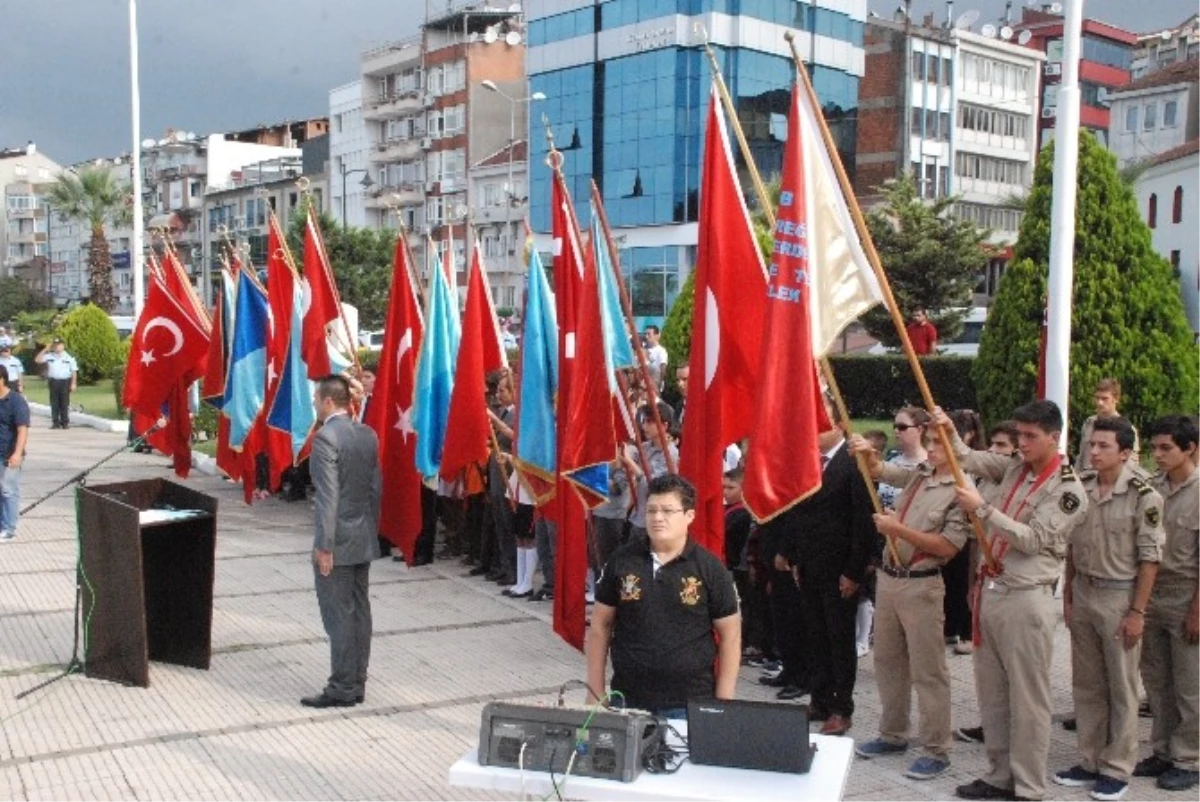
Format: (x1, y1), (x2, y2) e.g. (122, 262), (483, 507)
(1146, 506), (1161, 527)
(1060, 465), (1079, 482)
(1129, 476), (1153, 496)
(1060, 491), (1081, 514)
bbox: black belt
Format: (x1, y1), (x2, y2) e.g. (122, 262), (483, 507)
(882, 564), (941, 579)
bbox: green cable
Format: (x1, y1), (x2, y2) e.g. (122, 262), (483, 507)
(542, 690), (618, 800)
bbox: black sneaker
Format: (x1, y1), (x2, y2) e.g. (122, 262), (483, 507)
(955, 726), (985, 744)
(1158, 768), (1200, 792)
(1134, 755), (1174, 778)
(955, 779), (1013, 800)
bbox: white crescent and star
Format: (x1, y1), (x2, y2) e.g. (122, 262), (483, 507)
(139, 316), (184, 366)
(395, 404), (414, 442)
(703, 288), (720, 390)
(396, 328), (413, 369)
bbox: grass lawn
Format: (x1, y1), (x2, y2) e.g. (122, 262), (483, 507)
(23, 376), (122, 421)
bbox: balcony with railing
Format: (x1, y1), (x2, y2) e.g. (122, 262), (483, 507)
(363, 89), (425, 121)
(361, 36), (421, 78)
(368, 138), (423, 164)
(365, 183), (426, 209)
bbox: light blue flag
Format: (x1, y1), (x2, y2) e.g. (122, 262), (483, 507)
(412, 254), (462, 478)
(592, 215), (636, 373)
(513, 247), (559, 501)
(266, 283), (317, 460)
(225, 271), (269, 448)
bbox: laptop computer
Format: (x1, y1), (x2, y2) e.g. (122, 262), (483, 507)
(687, 698), (817, 774)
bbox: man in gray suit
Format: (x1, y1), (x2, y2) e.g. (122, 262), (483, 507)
(302, 375), (383, 708)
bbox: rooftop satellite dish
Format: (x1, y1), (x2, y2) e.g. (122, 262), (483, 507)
(1000, 25), (1014, 40)
(1018, 29), (1033, 44)
(955, 9), (980, 30)
(505, 30), (521, 46)
(1049, 2), (1062, 13)
(981, 23), (997, 37)
(185, 132), (196, 141)
(141, 138), (156, 148)
(483, 27), (498, 43)
(1160, 30), (1173, 41)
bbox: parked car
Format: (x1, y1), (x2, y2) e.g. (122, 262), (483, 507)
(867, 307), (988, 357)
(360, 329), (385, 352)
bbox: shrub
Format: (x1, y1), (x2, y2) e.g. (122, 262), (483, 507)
(56, 305), (123, 384)
(659, 269), (695, 391)
(827, 354), (978, 420)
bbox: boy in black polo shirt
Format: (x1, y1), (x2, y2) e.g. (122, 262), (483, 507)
(587, 474), (741, 718)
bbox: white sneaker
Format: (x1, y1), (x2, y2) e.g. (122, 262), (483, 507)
(0, 530), (12, 541)
(856, 643), (871, 658)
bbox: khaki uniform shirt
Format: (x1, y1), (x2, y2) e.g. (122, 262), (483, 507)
(1149, 469), (1199, 582)
(1073, 462), (1164, 581)
(955, 438), (1089, 588)
(879, 462), (970, 570)
(1075, 415), (1140, 471)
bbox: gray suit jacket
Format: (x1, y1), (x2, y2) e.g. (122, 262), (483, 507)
(311, 412), (382, 565)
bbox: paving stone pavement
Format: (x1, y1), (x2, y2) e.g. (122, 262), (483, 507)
(0, 420), (1179, 800)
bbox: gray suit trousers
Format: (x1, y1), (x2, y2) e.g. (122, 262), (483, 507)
(314, 562), (372, 701)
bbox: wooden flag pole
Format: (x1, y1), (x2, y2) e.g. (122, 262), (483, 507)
(782, 32), (996, 570)
(700, 40), (903, 568)
(588, 180), (677, 474)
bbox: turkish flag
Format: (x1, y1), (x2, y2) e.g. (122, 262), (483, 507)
(441, 241), (505, 480)
(263, 218), (297, 490)
(679, 86), (770, 556)
(162, 246), (210, 331)
(301, 209), (337, 379)
(365, 235), (425, 562)
(550, 170), (589, 651)
(742, 81), (831, 522)
(123, 276), (210, 420)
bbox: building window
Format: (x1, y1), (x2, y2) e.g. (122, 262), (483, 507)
(1173, 186), (1183, 223)
(1148, 193), (1157, 228)
(1170, 250), (1181, 276)
(1164, 100), (1178, 127)
(1144, 102), (1157, 130)
(1125, 105), (1138, 132)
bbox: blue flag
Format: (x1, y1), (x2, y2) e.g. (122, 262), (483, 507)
(513, 247), (559, 503)
(592, 215), (636, 372)
(225, 271), (269, 448)
(266, 282), (317, 461)
(412, 252), (462, 478)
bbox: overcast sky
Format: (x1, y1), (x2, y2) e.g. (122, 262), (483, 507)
(0, 0), (1192, 166)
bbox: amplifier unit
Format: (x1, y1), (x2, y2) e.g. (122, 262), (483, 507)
(478, 701), (664, 783)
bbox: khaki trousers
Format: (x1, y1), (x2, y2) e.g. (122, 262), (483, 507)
(1070, 577), (1141, 781)
(1141, 576), (1200, 770)
(975, 584), (1056, 801)
(875, 572), (952, 759)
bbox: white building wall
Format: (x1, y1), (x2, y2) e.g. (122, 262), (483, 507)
(330, 80), (368, 230)
(1108, 83), (1196, 167)
(1135, 152), (1199, 336)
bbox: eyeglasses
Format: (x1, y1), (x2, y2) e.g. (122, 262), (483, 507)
(645, 507), (685, 518)
(893, 423), (919, 432)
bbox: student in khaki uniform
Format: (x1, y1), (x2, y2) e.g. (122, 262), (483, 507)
(1075, 378), (1139, 471)
(848, 429), (970, 780)
(1054, 416), (1163, 801)
(1135, 415), (1200, 793)
(931, 401), (1088, 802)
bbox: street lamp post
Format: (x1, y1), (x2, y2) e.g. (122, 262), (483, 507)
(340, 162), (375, 232)
(481, 81), (546, 208)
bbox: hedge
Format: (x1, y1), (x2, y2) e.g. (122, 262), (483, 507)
(827, 354), (978, 420)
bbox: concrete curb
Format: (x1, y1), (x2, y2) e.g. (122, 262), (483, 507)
(27, 401), (127, 434)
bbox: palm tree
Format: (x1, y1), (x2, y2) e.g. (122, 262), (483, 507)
(46, 166), (132, 312)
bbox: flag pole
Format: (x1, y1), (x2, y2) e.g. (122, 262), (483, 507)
(700, 40), (902, 566)
(587, 179), (677, 474)
(781, 32), (996, 570)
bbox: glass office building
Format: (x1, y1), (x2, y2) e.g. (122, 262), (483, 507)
(526, 0), (865, 324)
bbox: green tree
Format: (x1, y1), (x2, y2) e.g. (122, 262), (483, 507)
(861, 172), (988, 347)
(46, 166), (132, 312)
(0, 277), (54, 322)
(974, 131), (1199, 433)
(659, 269), (696, 395)
(56, 304), (123, 384)
(285, 200), (394, 328)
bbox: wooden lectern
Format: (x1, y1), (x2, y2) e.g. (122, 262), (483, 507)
(76, 478), (218, 687)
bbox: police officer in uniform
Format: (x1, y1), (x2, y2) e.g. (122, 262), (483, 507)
(35, 337), (77, 429)
(932, 402), (1088, 802)
(587, 474), (740, 718)
(1055, 416), (1163, 801)
(850, 429), (970, 780)
(0, 345), (23, 394)
(1136, 415), (1200, 792)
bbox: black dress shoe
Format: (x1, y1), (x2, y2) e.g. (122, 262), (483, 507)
(301, 693), (356, 708)
(355, 694), (364, 704)
(468, 566), (489, 576)
(1134, 754), (1173, 778)
(776, 686), (809, 701)
(529, 588), (553, 602)
(461, 556), (477, 567)
(954, 779), (1014, 800)
(504, 589), (533, 599)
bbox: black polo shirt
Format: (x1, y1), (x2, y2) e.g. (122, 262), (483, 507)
(595, 535), (739, 711)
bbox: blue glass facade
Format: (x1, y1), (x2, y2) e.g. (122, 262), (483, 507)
(528, 0), (863, 321)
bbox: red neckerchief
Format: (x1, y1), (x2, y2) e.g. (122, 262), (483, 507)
(971, 454), (1063, 646)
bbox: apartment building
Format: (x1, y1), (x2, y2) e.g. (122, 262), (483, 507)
(1132, 13), (1199, 80)
(525, 0), (866, 326)
(471, 139), (527, 312)
(1, 143), (62, 282)
(1107, 59), (1199, 168)
(47, 156), (134, 308)
(330, 80), (370, 229)
(1133, 140), (1199, 336)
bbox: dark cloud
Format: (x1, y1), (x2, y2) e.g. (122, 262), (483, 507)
(0, 0), (1191, 165)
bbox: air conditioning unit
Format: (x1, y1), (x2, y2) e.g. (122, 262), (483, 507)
(420, 137), (433, 149)
(1044, 63), (1062, 76)
(1041, 106), (1057, 118)
(423, 94), (435, 108)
